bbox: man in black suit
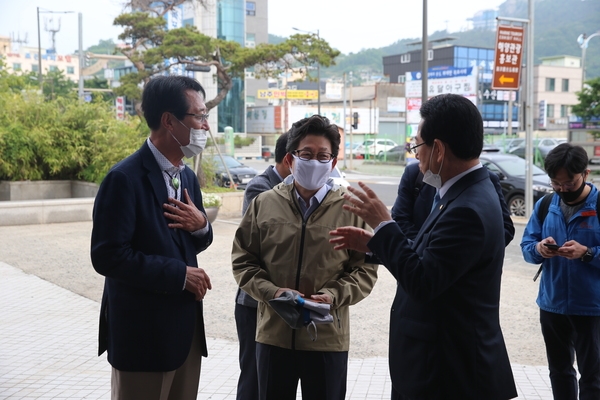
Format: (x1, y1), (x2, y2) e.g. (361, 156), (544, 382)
(91, 76), (213, 400)
(330, 94), (517, 399)
(235, 131), (289, 400)
(392, 160), (515, 245)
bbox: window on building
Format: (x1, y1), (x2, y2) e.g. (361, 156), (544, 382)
(246, 1), (256, 16)
(398, 75), (406, 83)
(31, 64), (39, 72)
(13, 63), (21, 71)
(246, 32), (255, 48)
(546, 104), (554, 118)
(546, 78), (555, 91)
(67, 66), (74, 74)
(560, 105), (568, 118)
(562, 79), (569, 92)
(49, 65), (58, 72)
(427, 49), (433, 61)
(400, 53), (410, 63)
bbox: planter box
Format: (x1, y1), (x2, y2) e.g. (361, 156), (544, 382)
(0, 180), (99, 201)
(0, 181), (244, 226)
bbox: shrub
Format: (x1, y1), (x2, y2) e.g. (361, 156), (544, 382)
(0, 91), (145, 183)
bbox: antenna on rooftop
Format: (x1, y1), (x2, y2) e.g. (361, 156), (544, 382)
(9, 32), (28, 52)
(44, 17), (61, 53)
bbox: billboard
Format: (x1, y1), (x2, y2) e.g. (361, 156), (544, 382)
(405, 66), (478, 99)
(257, 90), (319, 100)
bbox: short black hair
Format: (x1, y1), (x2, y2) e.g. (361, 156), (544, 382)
(419, 94), (483, 160)
(286, 115), (341, 157)
(274, 132), (289, 163)
(544, 143), (588, 179)
(141, 75), (206, 131)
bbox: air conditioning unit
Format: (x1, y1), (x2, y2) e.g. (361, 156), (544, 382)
(245, 41), (256, 48)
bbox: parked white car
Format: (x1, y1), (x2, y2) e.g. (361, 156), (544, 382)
(356, 139), (398, 158)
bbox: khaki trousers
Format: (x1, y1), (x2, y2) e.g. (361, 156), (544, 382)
(111, 315), (203, 400)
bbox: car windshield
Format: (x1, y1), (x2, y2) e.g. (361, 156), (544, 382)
(493, 157), (546, 176)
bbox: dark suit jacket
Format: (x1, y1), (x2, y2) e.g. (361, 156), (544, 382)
(91, 142), (213, 372)
(391, 162), (515, 245)
(242, 165), (283, 215)
(369, 167), (516, 399)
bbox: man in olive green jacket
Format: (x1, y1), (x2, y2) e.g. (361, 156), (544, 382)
(231, 115), (378, 400)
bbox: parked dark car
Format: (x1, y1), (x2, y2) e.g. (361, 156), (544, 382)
(211, 155), (258, 189)
(376, 145), (404, 162)
(479, 153), (553, 217)
(261, 146), (272, 162)
(508, 137), (564, 160)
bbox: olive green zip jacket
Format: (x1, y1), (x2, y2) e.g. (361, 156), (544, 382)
(231, 181), (378, 352)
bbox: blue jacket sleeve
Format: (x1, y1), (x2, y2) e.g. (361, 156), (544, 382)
(520, 200), (544, 265)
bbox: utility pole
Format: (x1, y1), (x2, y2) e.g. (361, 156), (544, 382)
(349, 71), (354, 170)
(343, 72), (347, 169)
(421, 0), (428, 106)
(37, 7), (42, 92)
(78, 13), (84, 100)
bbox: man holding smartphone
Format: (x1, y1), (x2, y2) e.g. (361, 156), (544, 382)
(521, 143), (600, 399)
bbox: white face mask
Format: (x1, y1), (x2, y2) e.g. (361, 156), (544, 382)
(291, 155), (332, 191)
(171, 120), (207, 158)
(422, 142), (444, 189)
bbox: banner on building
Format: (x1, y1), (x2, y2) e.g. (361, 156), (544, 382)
(405, 66), (478, 99)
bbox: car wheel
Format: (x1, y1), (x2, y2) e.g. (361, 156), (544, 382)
(508, 194), (526, 217)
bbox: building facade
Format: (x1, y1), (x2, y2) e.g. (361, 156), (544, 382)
(383, 42), (519, 135)
(0, 39), (80, 82)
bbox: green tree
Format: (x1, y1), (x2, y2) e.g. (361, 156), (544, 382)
(113, 0), (340, 114)
(572, 77), (600, 139)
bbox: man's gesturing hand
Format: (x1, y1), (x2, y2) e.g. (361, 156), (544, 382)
(164, 188), (207, 231)
(185, 267), (212, 301)
(343, 182), (391, 229)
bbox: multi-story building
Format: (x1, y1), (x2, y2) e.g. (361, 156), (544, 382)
(0, 38), (80, 82)
(535, 55), (582, 131)
(383, 39), (520, 135)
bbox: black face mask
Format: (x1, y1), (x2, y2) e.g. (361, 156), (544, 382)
(557, 177), (587, 204)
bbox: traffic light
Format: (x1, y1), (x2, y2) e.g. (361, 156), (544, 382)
(352, 112), (359, 129)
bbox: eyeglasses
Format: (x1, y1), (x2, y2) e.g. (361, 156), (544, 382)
(549, 174), (584, 190)
(409, 142), (426, 154)
(292, 150), (335, 163)
(185, 113), (210, 122)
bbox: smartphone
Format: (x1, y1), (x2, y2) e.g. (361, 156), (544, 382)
(543, 243), (560, 250)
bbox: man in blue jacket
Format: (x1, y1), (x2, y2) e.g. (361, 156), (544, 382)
(91, 76), (213, 399)
(521, 143), (600, 400)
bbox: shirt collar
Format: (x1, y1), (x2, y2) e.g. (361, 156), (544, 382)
(294, 182), (331, 207)
(438, 163), (482, 199)
(147, 137), (184, 173)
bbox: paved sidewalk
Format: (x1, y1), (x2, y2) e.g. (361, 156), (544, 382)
(0, 261), (554, 399)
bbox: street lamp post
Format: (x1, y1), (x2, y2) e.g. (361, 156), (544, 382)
(292, 27), (321, 115)
(577, 31), (600, 89)
(36, 8), (75, 93)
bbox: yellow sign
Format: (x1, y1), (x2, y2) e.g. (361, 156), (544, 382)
(257, 90), (318, 100)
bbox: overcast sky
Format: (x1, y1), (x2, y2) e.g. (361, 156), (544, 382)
(1, 0), (505, 55)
